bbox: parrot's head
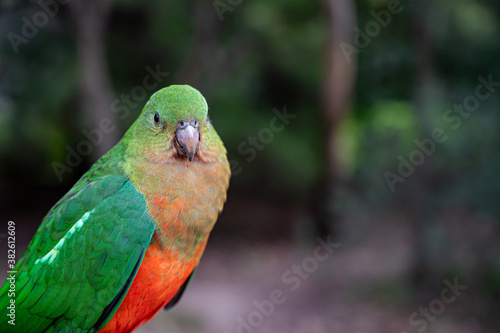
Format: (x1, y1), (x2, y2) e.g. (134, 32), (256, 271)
(126, 85), (222, 164)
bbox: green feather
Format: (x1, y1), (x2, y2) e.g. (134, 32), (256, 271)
(0, 176), (155, 332)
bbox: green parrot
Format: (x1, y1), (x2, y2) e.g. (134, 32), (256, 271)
(0, 85), (231, 332)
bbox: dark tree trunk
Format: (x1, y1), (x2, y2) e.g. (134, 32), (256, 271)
(310, 0), (357, 239)
(176, 1), (221, 88)
(69, 0), (120, 163)
(409, 6), (435, 290)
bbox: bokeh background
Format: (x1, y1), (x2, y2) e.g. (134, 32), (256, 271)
(1, 0), (500, 332)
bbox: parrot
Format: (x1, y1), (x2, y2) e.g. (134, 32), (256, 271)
(0, 85), (231, 333)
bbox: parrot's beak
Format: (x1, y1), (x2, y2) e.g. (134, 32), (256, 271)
(175, 121), (199, 161)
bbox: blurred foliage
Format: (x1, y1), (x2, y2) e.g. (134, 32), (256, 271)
(0, 0), (499, 217)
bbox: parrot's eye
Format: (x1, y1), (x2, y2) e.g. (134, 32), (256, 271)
(193, 120), (199, 127)
(154, 112), (160, 125)
(179, 121), (185, 127)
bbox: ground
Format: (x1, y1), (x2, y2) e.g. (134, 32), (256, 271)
(136, 218), (489, 333)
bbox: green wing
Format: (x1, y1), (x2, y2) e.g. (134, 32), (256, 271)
(0, 175), (155, 332)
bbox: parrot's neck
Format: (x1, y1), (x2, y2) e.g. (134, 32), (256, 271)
(124, 150), (229, 256)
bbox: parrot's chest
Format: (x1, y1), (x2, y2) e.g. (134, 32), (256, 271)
(99, 239), (207, 333)
(136, 159), (228, 248)
(100, 161), (228, 333)
(99, 198), (213, 333)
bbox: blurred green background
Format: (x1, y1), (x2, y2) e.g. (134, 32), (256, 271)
(1, 0), (499, 332)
